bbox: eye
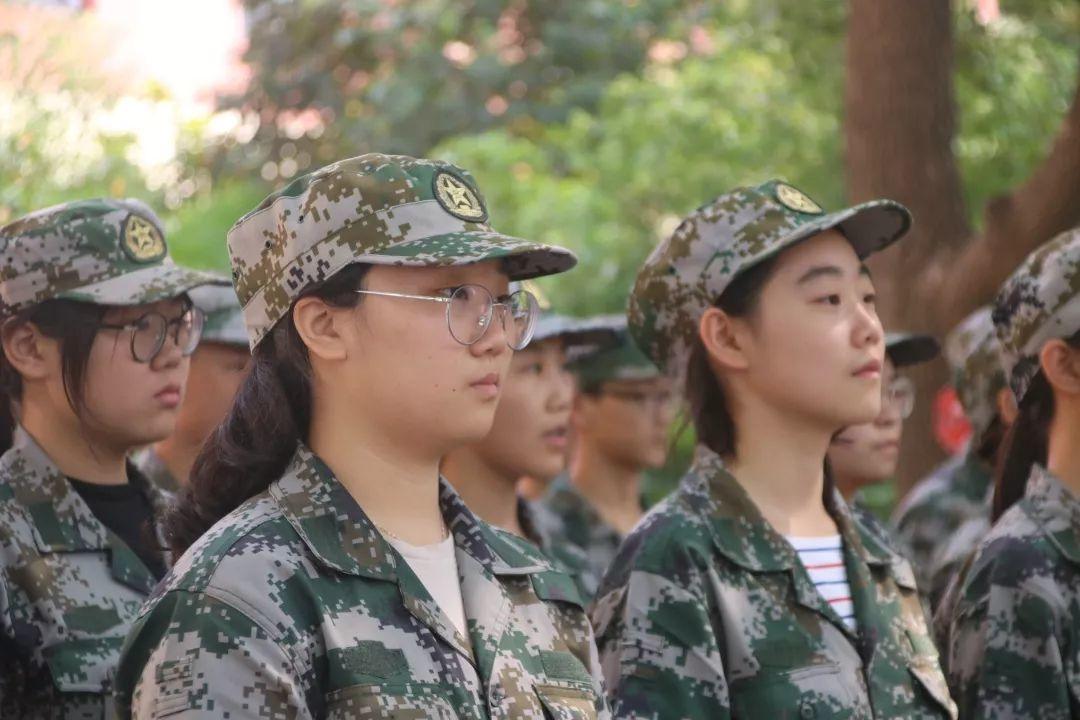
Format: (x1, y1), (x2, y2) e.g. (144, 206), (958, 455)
(863, 292), (877, 305)
(815, 294), (842, 306)
(437, 286), (462, 299)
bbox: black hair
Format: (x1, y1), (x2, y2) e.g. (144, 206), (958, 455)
(0, 300), (108, 453)
(684, 257), (779, 456)
(166, 263), (370, 555)
(992, 331), (1080, 521)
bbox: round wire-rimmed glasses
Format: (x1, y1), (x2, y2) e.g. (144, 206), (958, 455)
(883, 375), (916, 419)
(97, 306), (205, 363)
(354, 284), (539, 350)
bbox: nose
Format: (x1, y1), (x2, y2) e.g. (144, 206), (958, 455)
(151, 330), (185, 371)
(468, 305), (509, 358)
(853, 299), (883, 351)
(548, 366), (574, 412)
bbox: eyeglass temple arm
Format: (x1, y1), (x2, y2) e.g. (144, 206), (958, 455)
(354, 290), (452, 304)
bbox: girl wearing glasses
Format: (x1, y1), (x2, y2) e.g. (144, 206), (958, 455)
(942, 228), (1080, 719)
(828, 333), (939, 506)
(0, 199), (221, 719)
(114, 155), (609, 720)
(591, 181), (956, 719)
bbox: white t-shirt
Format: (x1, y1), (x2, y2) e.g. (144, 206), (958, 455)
(785, 534), (856, 631)
(387, 534), (468, 639)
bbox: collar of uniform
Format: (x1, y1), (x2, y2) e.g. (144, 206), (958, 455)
(442, 480), (553, 576)
(827, 486), (899, 572)
(1022, 464), (1080, 566)
(692, 445), (897, 573)
(271, 444), (552, 580)
(3, 426), (111, 552)
(953, 450), (994, 502)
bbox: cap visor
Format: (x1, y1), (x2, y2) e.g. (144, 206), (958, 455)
(364, 230), (577, 281)
(886, 333), (940, 367)
(56, 264), (230, 306)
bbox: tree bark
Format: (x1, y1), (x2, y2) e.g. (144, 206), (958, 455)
(844, 0), (1080, 494)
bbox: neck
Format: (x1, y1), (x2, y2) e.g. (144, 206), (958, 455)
(152, 432), (202, 488)
(725, 397), (835, 536)
(1047, 408), (1080, 499)
(20, 400), (129, 486)
(831, 467), (864, 503)
(309, 394), (446, 546)
(442, 447), (524, 537)
(570, 439), (643, 535)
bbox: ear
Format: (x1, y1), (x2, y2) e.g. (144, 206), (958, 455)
(291, 297), (350, 362)
(698, 307), (750, 372)
(1, 319), (57, 382)
(1039, 338), (1080, 398)
(996, 386), (1019, 427)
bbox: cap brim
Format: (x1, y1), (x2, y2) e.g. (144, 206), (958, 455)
(56, 264), (230, 306)
(886, 333), (940, 367)
(532, 316), (621, 350)
(365, 230), (577, 281)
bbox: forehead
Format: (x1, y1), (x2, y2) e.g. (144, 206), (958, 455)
(367, 259), (509, 288)
(771, 229), (865, 279)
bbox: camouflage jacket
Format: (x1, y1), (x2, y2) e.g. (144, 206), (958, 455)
(942, 464), (1080, 719)
(130, 446), (181, 495)
(114, 444), (609, 719)
(892, 451), (994, 597)
(591, 446), (957, 720)
(536, 474), (628, 600)
(519, 497), (593, 600)
(0, 427), (170, 720)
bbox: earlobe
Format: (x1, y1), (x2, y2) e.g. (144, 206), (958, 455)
(698, 307), (750, 371)
(292, 297), (349, 362)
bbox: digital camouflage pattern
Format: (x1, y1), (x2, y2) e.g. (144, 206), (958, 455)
(534, 473), (629, 601)
(591, 446), (957, 720)
(518, 497), (593, 600)
(892, 454), (994, 608)
(114, 444), (609, 719)
(186, 282), (248, 348)
(228, 153), (577, 348)
(944, 307), (1007, 445)
(627, 179), (911, 374)
(130, 446), (180, 495)
(993, 227), (1080, 404)
(0, 198), (224, 316)
(532, 312), (621, 360)
(929, 509), (992, 654)
(0, 427), (171, 720)
(566, 316), (661, 390)
(942, 464), (1080, 719)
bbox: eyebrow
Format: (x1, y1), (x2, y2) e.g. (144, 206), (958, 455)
(796, 263), (873, 285)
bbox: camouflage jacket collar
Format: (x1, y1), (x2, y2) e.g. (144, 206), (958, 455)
(690, 446), (898, 573)
(2, 426), (169, 593)
(1023, 463), (1080, 565)
(271, 443), (554, 582)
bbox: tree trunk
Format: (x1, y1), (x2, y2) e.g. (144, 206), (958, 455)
(844, 0), (1080, 495)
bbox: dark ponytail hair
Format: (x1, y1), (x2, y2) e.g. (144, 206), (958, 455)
(0, 300), (107, 453)
(684, 257), (778, 456)
(166, 263), (370, 555)
(991, 331), (1080, 521)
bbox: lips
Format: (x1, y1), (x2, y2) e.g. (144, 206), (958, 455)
(853, 359), (882, 378)
(470, 372), (501, 399)
(542, 425), (568, 449)
(155, 384), (182, 408)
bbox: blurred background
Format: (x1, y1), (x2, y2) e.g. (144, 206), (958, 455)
(3, 0), (1078, 510)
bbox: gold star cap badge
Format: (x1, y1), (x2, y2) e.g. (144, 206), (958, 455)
(775, 183), (824, 215)
(121, 213), (167, 263)
(433, 171), (488, 222)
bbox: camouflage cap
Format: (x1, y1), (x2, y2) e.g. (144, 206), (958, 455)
(0, 198), (225, 317)
(944, 306), (1007, 442)
(628, 179), (911, 373)
(531, 312), (621, 354)
(993, 227), (1080, 405)
(228, 153), (577, 348)
(568, 315), (662, 388)
(187, 282), (248, 348)
(885, 332), (939, 368)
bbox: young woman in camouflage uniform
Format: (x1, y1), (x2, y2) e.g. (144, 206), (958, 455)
(114, 154), (609, 720)
(943, 227), (1080, 719)
(591, 180), (956, 719)
(0, 199), (220, 719)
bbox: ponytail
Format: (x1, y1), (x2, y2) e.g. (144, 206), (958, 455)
(165, 263), (369, 555)
(992, 373), (1052, 521)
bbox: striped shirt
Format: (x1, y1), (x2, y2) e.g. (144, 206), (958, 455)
(786, 534), (856, 630)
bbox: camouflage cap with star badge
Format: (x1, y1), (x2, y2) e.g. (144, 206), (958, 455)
(0, 198), (226, 317)
(567, 315), (662, 389)
(944, 306), (1007, 442)
(628, 179), (912, 374)
(228, 153), (577, 348)
(992, 227), (1080, 405)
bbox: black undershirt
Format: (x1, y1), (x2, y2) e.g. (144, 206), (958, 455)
(68, 471), (167, 581)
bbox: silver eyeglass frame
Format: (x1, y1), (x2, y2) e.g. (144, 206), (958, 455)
(353, 285), (538, 350)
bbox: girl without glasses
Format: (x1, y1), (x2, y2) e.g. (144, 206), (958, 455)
(943, 228), (1080, 719)
(591, 181), (956, 719)
(113, 154), (610, 720)
(0, 199), (221, 719)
